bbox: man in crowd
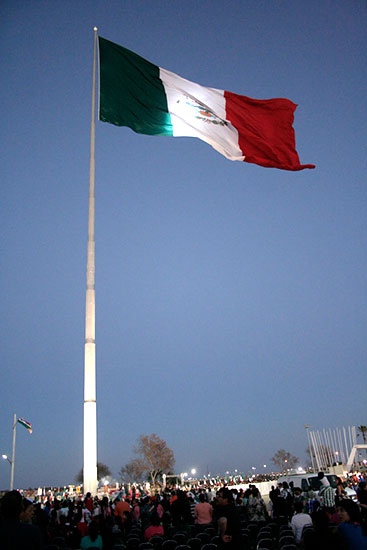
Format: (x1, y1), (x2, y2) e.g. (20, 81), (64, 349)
(114, 496), (131, 524)
(0, 490), (43, 550)
(214, 488), (241, 550)
(318, 472), (335, 514)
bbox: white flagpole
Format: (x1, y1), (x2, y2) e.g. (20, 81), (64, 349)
(83, 26), (98, 496)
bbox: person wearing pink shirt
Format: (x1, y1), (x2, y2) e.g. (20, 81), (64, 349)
(194, 494), (213, 528)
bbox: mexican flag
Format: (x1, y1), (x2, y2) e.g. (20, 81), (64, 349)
(99, 37), (315, 171)
(18, 417), (32, 433)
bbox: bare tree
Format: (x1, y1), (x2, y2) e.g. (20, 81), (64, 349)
(134, 433), (175, 487)
(119, 458), (147, 483)
(271, 449), (299, 471)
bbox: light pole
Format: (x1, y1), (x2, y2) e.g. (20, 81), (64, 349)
(2, 454), (14, 491)
(305, 424), (315, 472)
(7, 413), (17, 491)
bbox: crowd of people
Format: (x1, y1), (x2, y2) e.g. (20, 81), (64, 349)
(1, 471), (367, 549)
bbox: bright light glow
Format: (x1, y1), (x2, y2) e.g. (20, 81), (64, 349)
(298, 467), (303, 471)
(2, 455), (7, 460)
(263, 465), (267, 468)
(191, 468), (196, 475)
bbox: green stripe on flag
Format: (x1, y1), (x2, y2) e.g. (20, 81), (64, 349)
(18, 418), (32, 433)
(99, 37), (173, 136)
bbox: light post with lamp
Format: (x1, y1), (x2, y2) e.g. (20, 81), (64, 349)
(2, 453), (14, 491)
(2, 413), (17, 490)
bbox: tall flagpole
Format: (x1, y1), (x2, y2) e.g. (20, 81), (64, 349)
(83, 26), (98, 496)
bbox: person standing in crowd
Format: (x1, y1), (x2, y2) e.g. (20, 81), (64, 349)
(214, 488), (242, 550)
(335, 477), (347, 506)
(336, 499), (367, 549)
(144, 513), (164, 541)
(293, 487), (307, 508)
(291, 501), (312, 545)
(282, 481), (295, 519)
(357, 481), (367, 520)
(0, 491), (43, 550)
(114, 496), (131, 525)
(131, 498), (140, 523)
(19, 498), (35, 524)
(269, 485), (280, 518)
(194, 493), (213, 530)
(80, 521), (103, 549)
(318, 472), (335, 514)
(171, 490), (192, 526)
(84, 492), (94, 513)
(246, 487), (268, 523)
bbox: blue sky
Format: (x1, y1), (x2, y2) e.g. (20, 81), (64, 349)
(1, 0), (366, 490)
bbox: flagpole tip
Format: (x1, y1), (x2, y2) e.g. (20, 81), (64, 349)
(94, 26), (98, 32)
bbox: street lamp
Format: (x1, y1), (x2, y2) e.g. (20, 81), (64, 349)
(2, 453), (14, 490)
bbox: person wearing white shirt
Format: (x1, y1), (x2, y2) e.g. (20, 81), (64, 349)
(291, 501), (313, 544)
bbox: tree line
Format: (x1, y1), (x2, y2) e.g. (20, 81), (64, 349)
(77, 425), (367, 484)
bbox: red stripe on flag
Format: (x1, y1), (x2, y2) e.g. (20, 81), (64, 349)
(224, 91), (315, 171)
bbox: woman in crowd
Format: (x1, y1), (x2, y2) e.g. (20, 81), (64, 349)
(246, 487), (268, 522)
(194, 493), (213, 529)
(336, 498), (367, 549)
(336, 477), (347, 506)
(19, 498), (34, 524)
(144, 512), (164, 541)
(80, 520), (103, 549)
(131, 498), (140, 523)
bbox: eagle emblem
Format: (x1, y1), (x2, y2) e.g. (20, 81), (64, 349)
(176, 96), (228, 126)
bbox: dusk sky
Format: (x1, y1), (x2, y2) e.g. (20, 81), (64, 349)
(1, 1), (366, 491)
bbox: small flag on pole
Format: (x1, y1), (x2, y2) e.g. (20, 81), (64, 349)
(18, 417), (32, 434)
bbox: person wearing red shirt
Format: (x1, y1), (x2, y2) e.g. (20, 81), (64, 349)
(144, 514), (164, 540)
